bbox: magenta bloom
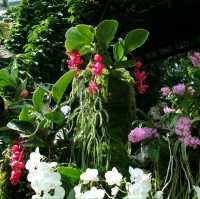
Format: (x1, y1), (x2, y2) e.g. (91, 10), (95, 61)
(163, 106), (173, 113)
(128, 127), (159, 143)
(190, 52), (200, 67)
(161, 87), (170, 96)
(91, 62), (105, 76)
(88, 80), (98, 94)
(67, 50), (83, 71)
(175, 117), (192, 137)
(172, 84), (186, 96)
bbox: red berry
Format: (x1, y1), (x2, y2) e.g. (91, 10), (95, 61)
(94, 54), (103, 62)
(20, 89), (29, 98)
(135, 60), (143, 69)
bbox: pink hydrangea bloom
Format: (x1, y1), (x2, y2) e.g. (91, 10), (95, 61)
(163, 106), (173, 113)
(161, 87), (170, 96)
(67, 50), (83, 71)
(175, 117), (192, 137)
(91, 62), (105, 76)
(172, 84), (186, 96)
(190, 52), (200, 67)
(88, 80), (98, 94)
(128, 127), (159, 143)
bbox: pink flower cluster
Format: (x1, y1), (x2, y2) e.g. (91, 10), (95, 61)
(161, 86), (170, 96)
(67, 50), (83, 72)
(175, 117), (200, 149)
(88, 54), (105, 95)
(190, 52), (200, 67)
(134, 61), (149, 95)
(172, 84), (186, 96)
(9, 144), (25, 185)
(128, 127), (159, 144)
(91, 54), (105, 76)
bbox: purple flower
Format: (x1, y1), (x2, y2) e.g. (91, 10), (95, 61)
(175, 117), (192, 137)
(190, 52), (200, 67)
(181, 136), (200, 149)
(172, 84), (186, 96)
(128, 127), (159, 143)
(163, 106), (173, 113)
(161, 87), (170, 96)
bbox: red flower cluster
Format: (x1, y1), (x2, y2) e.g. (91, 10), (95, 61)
(134, 61), (149, 94)
(88, 54), (105, 95)
(9, 144), (25, 185)
(91, 54), (105, 76)
(67, 50), (83, 72)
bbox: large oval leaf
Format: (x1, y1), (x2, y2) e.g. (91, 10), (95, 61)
(45, 110), (65, 125)
(52, 70), (75, 104)
(32, 87), (45, 112)
(57, 166), (80, 184)
(7, 119), (36, 136)
(125, 29), (149, 53)
(113, 40), (124, 61)
(96, 20), (118, 47)
(65, 24), (94, 51)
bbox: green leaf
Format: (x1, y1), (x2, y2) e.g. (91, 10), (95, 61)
(0, 68), (15, 88)
(113, 40), (124, 61)
(125, 29), (149, 53)
(10, 59), (19, 82)
(7, 119), (36, 135)
(66, 189), (75, 199)
(96, 20), (118, 47)
(65, 24), (94, 51)
(57, 166), (80, 184)
(52, 70), (75, 104)
(114, 60), (134, 68)
(32, 87), (45, 112)
(45, 110), (65, 125)
(19, 106), (31, 121)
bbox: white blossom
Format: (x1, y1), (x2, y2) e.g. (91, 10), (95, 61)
(60, 105), (71, 117)
(83, 187), (105, 199)
(193, 186), (200, 199)
(80, 168), (99, 184)
(111, 186), (119, 196)
(129, 167), (145, 183)
(154, 191), (164, 199)
(25, 147), (65, 199)
(105, 167), (123, 186)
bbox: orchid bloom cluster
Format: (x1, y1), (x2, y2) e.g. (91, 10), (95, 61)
(175, 117), (200, 149)
(128, 127), (159, 144)
(9, 144), (25, 185)
(134, 61), (149, 95)
(25, 147), (65, 199)
(74, 166), (152, 199)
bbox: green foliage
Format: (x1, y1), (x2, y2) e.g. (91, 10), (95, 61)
(52, 70), (75, 104)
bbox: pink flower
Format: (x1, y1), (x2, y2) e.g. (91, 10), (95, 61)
(172, 84), (186, 96)
(94, 54), (103, 62)
(190, 52), (200, 67)
(91, 62), (105, 76)
(128, 127), (159, 143)
(175, 117), (192, 137)
(161, 87), (170, 96)
(181, 136), (200, 149)
(88, 80), (98, 94)
(67, 50), (83, 71)
(9, 144), (25, 185)
(163, 106), (173, 113)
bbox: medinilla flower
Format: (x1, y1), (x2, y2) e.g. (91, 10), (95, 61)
(80, 168), (99, 184)
(105, 167), (123, 186)
(88, 80), (98, 94)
